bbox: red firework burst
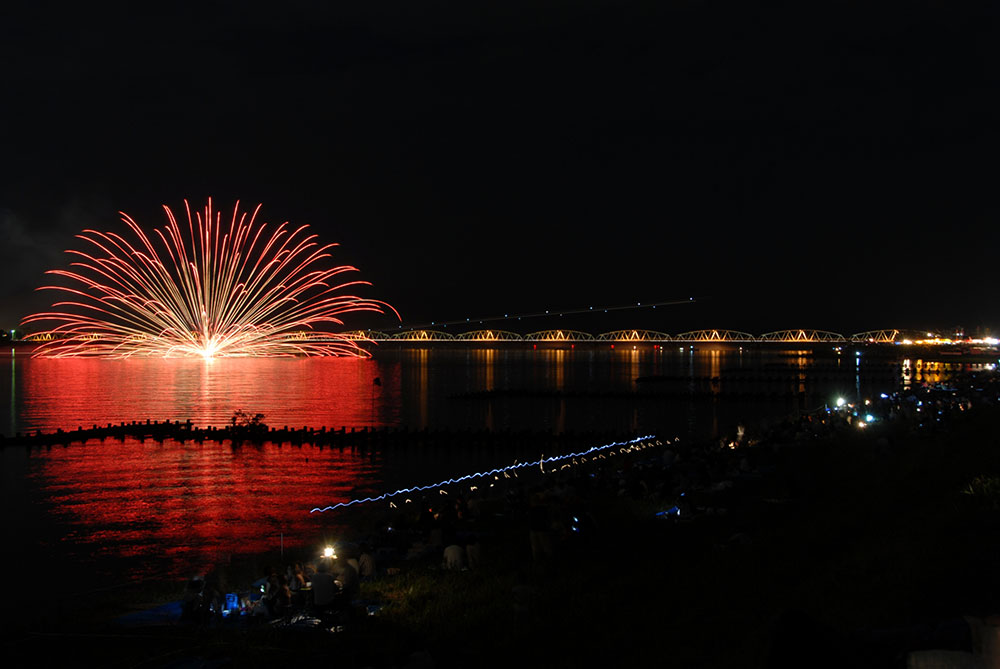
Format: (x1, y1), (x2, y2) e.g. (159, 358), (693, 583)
(21, 198), (399, 358)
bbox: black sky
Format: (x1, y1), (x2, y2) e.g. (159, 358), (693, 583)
(1, 1), (996, 336)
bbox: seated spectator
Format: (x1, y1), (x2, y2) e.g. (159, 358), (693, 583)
(311, 559), (338, 610)
(303, 561), (317, 585)
(265, 573), (293, 619)
(180, 576), (205, 623)
(286, 563), (305, 591)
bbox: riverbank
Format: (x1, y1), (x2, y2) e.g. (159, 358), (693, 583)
(6, 372), (1000, 667)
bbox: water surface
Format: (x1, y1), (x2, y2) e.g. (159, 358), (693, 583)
(1, 345), (984, 584)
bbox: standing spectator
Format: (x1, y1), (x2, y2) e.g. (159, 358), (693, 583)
(443, 544), (466, 570)
(334, 555), (360, 603)
(358, 545), (377, 581)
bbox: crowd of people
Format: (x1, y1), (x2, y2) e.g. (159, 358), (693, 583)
(178, 364), (1000, 665)
(181, 545), (377, 626)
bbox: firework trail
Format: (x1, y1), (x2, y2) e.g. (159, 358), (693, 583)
(22, 198), (398, 358)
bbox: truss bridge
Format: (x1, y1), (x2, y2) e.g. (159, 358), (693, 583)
(325, 328), (905, 344)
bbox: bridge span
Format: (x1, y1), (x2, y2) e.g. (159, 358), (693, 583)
(24, 328), (976, 348)
(330, 328), (906, 344)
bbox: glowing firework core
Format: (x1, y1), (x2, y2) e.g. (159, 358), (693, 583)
(23, 198), (397, 358)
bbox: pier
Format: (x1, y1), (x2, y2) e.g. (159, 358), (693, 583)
(0, 419), (638, 458)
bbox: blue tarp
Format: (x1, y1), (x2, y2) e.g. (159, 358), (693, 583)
(114, 600), (183, 627)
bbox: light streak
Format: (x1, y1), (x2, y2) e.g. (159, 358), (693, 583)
(395, 298), (697, 331)
(309, 435), (659, 513)
(22, 198), (398, 358)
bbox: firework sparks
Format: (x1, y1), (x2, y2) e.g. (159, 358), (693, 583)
(22, 198), (398, 358)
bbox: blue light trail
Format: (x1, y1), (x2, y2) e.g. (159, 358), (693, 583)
(309, 434), (659, 513)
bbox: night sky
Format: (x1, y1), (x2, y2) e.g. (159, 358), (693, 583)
(1, 2), (996, 337)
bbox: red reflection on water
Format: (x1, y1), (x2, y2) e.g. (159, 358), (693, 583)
(16, 356), (401, 434)
(35, 438), (383, 579)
